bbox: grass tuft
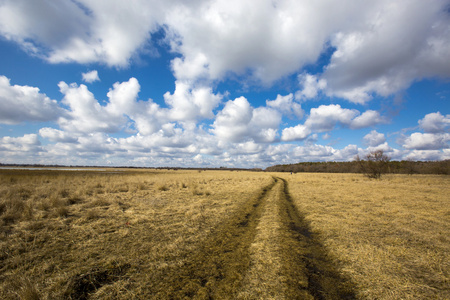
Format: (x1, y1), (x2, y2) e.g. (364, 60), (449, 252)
(158, 184), (169, 191)
(14, 277), (41, 300)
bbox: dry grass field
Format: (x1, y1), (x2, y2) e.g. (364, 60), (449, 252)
(282, 173), (450, 299)
(0, 168), (448, 299)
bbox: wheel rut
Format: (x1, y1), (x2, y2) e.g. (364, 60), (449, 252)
(148, 177), (356, 299)
(277, 177), (357, 299)
(152, 178), (277, 299)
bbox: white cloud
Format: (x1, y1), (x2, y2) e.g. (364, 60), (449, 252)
(0, 134), (41, 152)
(363, 130), (386, 147)
(231, 141), (263, 155)
(281, 125), (310, 142)
(49, 77), (223, 138)
(266, 94), (303, 118)
(82, 70), (100, 83)
(1, 0), (449, 98)
(322, 1), (450, 103)
(212, 97), (252, 142)
(304, 104), (358, 132)
(405, 150), (450, 161)
(251, 107), (282, 142)
(57, 81), (123, 133)
(419, 112), (450, 133)
(0, 0), (159, 67)
(292, 144), (336, 160)
(350, 110), (386, 129)
(403, 132), (450, 150)
(39, 127), (77, 143)
(105, 78), (142, 116)
(212, 97), (281, 143)
(1, 1), (449, 167)
(302, 104), (386, 132)
(0, 75), (62, 124)
(164, 80), (222, 121)
(163, 0), (340, 84)
(295, 73), (327, 101)
(367, 142), (393, 154)
(322, 133), (331, 140)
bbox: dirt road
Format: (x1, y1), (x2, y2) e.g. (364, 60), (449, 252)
(149, 177), (355, 299)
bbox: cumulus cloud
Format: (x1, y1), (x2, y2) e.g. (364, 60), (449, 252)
(0, 134), (41, 152)
(405, 150), (450, 161)
(39, 127), (78, 143)
(302, 104), (387, 132)
(367, 142), (393, 154)
(1, 0), (449, 97)
(350, 110), (387, 129)
(363, 130), (386, 147)
(163, 81), (222, 121)
(266, 94), (303, 118)
(419, 112), (450, 133)
(403, 132), (450, 150)
(322, 1), (450, 103)
(1, 1), (449, 166)
(0, 75), (62, 124)
(211, 97), (256, 142)
(281, 125), (310, 142)
(56, 77), (223, 136)
(295, 73), (327, 101)
(212, 97), (281, 143)
(164, 0), (342, 84)
(82, 70), (100, 83)
(57, 81), (123, 133)
(292, 144), (336, 160)
(0, 0), (159, 66)
(304, 104), (357, 132)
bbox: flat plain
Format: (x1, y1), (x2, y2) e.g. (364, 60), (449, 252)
(0, 169), (448, 299)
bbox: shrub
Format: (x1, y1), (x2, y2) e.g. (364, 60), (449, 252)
(356, 150), (390, 179)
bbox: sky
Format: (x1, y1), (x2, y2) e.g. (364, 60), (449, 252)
(0, 0), (449, 168)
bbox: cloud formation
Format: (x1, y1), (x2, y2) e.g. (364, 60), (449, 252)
(1, 0), (448, 98)
(82, 70), (100, 83)
(212, 97), (281, 143)
(0, 1), (449, 167)
(419, 112), (450, 133)
(0, 76), (61, 124)
(363, 130), (386, 147)
(403, 133), (450, 150)
(402, 112), (450, 151)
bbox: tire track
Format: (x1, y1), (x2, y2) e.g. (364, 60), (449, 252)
(149, 178), (277, 299)
(237, 177), (313, 299)
(145, 177), (356, 299)
(278, 177), (356, 300)
(237, 177), (356, 299)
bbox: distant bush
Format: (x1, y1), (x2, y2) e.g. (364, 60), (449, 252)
(356, 150), (390, 179)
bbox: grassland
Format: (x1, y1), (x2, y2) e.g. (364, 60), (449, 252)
(0, 169), (448, 299)
(283, 173), (449, 299)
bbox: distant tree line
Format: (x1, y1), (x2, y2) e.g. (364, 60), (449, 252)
(265, 159), (449, 175)
(0, 163), (262, 172)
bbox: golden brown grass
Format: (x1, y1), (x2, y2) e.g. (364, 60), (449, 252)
(0, 169), (273, 299)
(237, 178), (313, 299)
(0, 169), (448, 299)
(282, 172), (450, 300)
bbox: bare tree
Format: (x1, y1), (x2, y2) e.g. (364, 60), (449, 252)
(355, 150), (390, 179)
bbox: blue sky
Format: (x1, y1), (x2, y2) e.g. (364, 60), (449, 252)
(0, 0), (449, 168)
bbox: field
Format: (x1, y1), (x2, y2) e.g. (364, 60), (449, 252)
(0, 169), (448, 299)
